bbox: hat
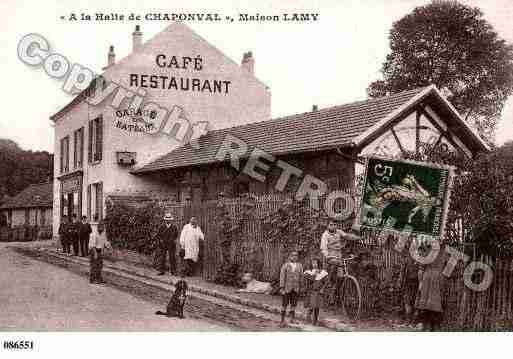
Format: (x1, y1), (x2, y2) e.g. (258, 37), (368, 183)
(163, 212), (174, 221)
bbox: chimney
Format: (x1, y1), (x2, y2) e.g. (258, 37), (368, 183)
(102, 45), (116, 70)
(312, 105), (319, 112)
(241, 51), (254, 74)
(132, 24), (143, 52)
(108, 45), (115, 66)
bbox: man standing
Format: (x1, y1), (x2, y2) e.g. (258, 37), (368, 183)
(69, 214), (80, 256)
(78, 215), (92, 257)
(156, 212), (179, 276)
(58, 215), (70, 255)
(320, 219), (361, 283)
(89, 214), (111, 284)
(179, 217), (204, 277)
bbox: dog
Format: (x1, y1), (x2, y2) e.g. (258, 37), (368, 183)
(155, 280), (188, 319)
(236, 273), (272, 294)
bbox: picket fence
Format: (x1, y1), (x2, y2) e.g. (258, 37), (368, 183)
(118, 194), (512, 330)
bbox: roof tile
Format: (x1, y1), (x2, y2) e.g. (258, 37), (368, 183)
(0, 182), (53, 210)
(134, 87), (427, 173)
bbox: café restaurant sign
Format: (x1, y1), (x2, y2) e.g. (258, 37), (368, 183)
(128, 54), (232, 94)
(62, 177), (81, 193)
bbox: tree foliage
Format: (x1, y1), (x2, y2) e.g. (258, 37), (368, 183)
(368, 0), (513, 142)
(0, 138), (53, 202)
(402, 142), (513, 258)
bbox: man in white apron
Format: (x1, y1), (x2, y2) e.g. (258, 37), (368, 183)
(179, 217), (204, 276)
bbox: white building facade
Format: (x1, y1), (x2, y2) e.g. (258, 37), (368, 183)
(50, 22), (271, 237)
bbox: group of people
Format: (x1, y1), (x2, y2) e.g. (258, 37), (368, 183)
(154, 213), (204, 278)
(57, 210), (444, 330)
(396, 245), (446, 331)
(58, 213), (110, 284)
(278, 219), (360, 327)
(278, 219), (445, 330)
(58, 214), (92, 257)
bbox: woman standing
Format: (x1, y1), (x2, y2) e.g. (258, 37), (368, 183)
(415, 248), (446, 331)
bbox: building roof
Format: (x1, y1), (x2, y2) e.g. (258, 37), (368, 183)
(0, 182), (53, 210)
(133, 85), (489, 174)
(132, 87), (423, 174)
(50, 22), (269, 123)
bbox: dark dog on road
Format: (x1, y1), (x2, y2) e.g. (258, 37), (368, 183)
(155, 280), (188, 319)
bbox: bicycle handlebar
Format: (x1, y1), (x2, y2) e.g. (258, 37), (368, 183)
(341, 255), (356, 261)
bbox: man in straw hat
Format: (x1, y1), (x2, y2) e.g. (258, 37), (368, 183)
(156, 212), (179, 276)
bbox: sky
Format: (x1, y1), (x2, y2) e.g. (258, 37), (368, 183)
(0, 0), (512, 152)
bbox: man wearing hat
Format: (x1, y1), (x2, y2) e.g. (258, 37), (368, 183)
(156, 212), (179, 276)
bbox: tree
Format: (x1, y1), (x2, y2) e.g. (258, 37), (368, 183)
(0, 138), (53, 199)
(402, 141), (513, 258)
(368, 0), (513, 142)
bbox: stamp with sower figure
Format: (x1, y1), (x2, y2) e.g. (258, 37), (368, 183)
(357, 156), (453, 240)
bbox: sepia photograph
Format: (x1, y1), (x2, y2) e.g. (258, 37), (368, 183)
(0, 0), (512, 357)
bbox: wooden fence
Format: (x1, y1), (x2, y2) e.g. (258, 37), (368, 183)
(113, 194), (513, 330)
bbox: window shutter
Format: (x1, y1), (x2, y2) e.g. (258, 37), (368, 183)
(87, 184), (91, 220)
(60, 138), (64, 173)
(64, 137), (69, 172)
(97, 117), (103, 162)
(96, 182), (103, 220)
(88, 120), (93, 163)
(79, 127), (84, 167)
(73, 130), (77, 168)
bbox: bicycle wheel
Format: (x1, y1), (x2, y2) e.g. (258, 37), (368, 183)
(341, 275), (362, 321)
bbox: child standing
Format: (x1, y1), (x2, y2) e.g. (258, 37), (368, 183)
(279, 251), (303, 328)
(304, 258), (328, 325)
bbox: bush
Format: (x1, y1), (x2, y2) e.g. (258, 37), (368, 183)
(105, 201), (164, 256)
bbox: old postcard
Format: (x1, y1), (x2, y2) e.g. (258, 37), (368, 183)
(1, 0), (512, 357)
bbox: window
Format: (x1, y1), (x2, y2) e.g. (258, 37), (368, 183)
(88, 116), (103, 163)
(87, 184), (91, 220)
(73, 127), (84, 169)
(60, 136), (70, 173)
(90, 182), (103, 220)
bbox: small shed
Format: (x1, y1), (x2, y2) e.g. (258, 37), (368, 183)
(0, 182), (53, 228)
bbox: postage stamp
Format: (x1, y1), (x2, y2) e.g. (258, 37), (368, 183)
(357, 156), (453, 239)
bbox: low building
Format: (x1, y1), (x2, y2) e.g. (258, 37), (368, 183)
(0, 182), (53, 228)
(50, 22), (488, 239)
(132, 85), (489, 202)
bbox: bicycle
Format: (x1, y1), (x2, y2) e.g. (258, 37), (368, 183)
(331, 254), (362, 321)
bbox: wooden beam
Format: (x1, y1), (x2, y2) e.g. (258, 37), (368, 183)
(416, 110), (421, 154)
(420, 107), (470, 158)
(391, 128), (407, 156)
